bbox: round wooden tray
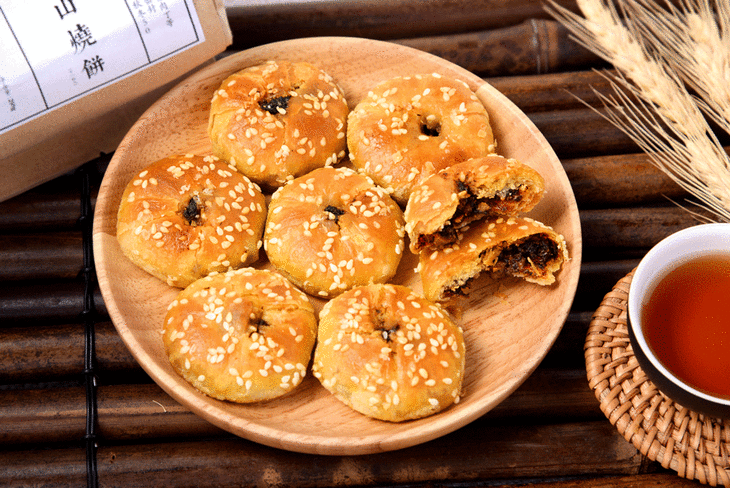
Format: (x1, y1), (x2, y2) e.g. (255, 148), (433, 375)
(587, 271), (730, 487)
(93, 37), (582, 455)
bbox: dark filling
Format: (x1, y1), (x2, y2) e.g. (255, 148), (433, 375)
(417, 226), (457, 250)
(417, 186), (524, 250)
(182, 195), (203, 225)
(379, 326), (399, 342)
(442, 276), (475, 299)
(442, 234), (559, 298)
(494, 234), (559, 277)
(452, 186), (523, 225)
(487, 188), (524, 214)
(249, 316), (269, 336)
(259, 95), (291, 115)
(373, 307), (399, 343)
(419, 115), (441, 137)
(324, 205), (345, 223)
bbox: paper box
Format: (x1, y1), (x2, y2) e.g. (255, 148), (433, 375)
(0, 0), (232, 202)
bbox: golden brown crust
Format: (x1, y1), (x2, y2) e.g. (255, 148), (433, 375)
(264, 167), (405, 298)
(116, 154), (266, 288)
(347, 73), (496, 205)
(405, 155), (545, 253)
(163, 268), (317, 403)
(209, 60), (349, 190)
(419, 216), (569, 302)
(312, 284), (465, 422)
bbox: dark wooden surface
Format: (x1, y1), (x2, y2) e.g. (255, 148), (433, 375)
(0, 1), (711, 486)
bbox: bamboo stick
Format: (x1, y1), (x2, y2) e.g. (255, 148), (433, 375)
(0, 386), (86, 445)
(91, 421), (640, 486)
(0, 167), (101, 232)
(0, 233), (83, 281)
(0, 446), (687, 488)
(529, 107), (638, 157)
(0, 446), (86, 487)
(0, 189), (84, 232)
(224, 0), (581, 50)
(0, 282), (107, 325)
(563, 153), (686, 208)
(392, 20), (601, 77)
(486, 473), (701, 487)
(580, 207), (700, 252)
(573, 259), (641, 313)
(0, 322), (135, 383)
(488, 69), (614, 112)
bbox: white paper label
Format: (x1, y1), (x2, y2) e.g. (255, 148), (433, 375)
(0, 0), (205, 134)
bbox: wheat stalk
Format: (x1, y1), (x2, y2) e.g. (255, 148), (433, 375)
(625, 0), (730, 135)
(546, 0), (730, 222)
(594, 72), (730, 220)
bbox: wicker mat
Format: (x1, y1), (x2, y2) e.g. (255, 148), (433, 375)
(586, 270), (730, 487)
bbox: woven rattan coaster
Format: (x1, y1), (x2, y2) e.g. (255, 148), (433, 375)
(586, 270), (730, 487)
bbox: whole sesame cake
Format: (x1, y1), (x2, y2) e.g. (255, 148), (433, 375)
(163, 268), (317, 403)
(208, 60), (350, 190)
(263, 166), (406, 299)
(116, 154), (267, 288)
(312, 283), (465, 422)
(347, 73), (496, 205)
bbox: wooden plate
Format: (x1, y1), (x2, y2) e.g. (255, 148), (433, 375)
(93, 37), (582, 455)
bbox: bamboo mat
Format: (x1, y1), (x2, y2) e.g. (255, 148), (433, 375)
(587, 271), (730, 487)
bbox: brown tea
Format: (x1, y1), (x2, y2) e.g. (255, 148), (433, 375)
(642, 254), (730, 399)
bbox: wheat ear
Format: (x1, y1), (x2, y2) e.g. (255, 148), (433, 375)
(546, 0), (730, 222)
(623, 0), (730, 136)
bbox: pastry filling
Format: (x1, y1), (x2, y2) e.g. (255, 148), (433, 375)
(181, 195), (203, 226)
(416, 185), (525, 250)
(441, 234), (559, 298)
(378, 326), (399, 342)
(373, 307), (399, 343)
(452, 184), (524, 225)
(419, 114), (441, 137)
(493, 234), (559, 278)
(259, 95), (291, 115)
(324, 205), (346, 224)
(442, 276), (475, 299)
(248, 315), (269, 336)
